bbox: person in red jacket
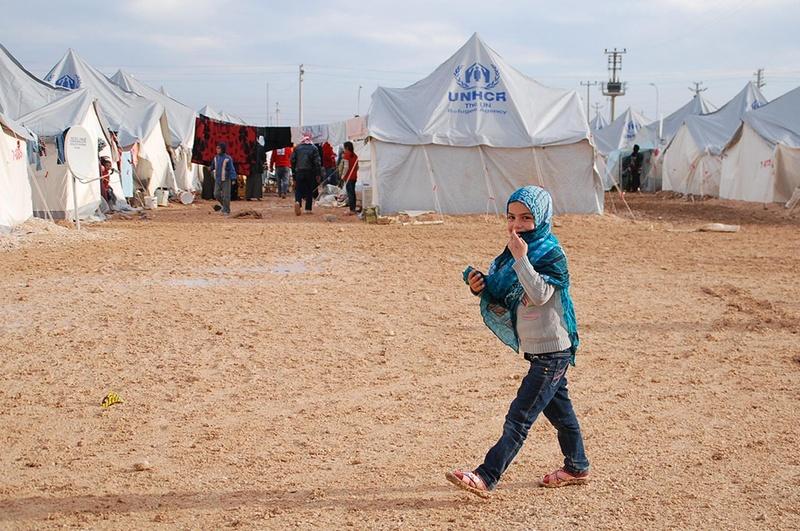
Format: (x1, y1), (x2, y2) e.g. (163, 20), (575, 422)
(269, 145), (293, 199)
(341, 141), (359, 214)
(321, 141), (338, 186)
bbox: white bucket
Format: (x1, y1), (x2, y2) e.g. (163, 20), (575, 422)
(155, 189), (169, 206)
(143, 196), (157, 209)
(179, 191), (194, 205)
(361, 184), (373, 207)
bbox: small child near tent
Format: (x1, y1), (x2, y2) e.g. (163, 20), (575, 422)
(446, 185), (590, 498)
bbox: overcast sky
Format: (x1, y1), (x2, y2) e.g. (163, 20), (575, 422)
(3, 0), (799, 125)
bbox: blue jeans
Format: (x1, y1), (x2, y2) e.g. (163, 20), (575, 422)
(475, 351), (589, 490)
(275, 167), (290, 196)
(214, 179), (231, 214)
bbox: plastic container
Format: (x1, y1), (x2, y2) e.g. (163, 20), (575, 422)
(143, 196), (157, 209)
(155, 188), (169, 206)
(179, 191), (194, 205)
(361, 184), (373, 208)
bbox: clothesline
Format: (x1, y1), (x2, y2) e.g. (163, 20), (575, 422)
(290, 115), (368, 146)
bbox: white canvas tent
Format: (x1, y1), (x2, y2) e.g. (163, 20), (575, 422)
(18, 90), (118, 220)
(593, 108), (651, 157)
(110, 70), (198, 191)
(592, 108), (652, 191)
(367, 34), (602, 215)
(0, 111), (34, 232)
(198, 105), (247, 125)
(663, 83), (766, 197)
(0, 43), (68, 119)
(44, 49), (176, 195)
(634, 94), (715, 191)
(720, 85), (800, 204)
(589, 112), (609, 132)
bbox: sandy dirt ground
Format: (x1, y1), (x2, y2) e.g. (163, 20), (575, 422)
(0, 193), (798, 530)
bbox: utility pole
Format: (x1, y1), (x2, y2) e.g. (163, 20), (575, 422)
(580, 81), (600, 122)
(602, 48), (627, 121)
(357, 85), (363, 117)
(275, 102), (280, 126)
(688, 81), (708, 97)
(754, 68), (766, 89)
(298, 64), (305, 128)
(266, 82), (270, 125)
(649, 82), (662, 142)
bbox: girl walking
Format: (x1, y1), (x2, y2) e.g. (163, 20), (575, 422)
(446, 185), (590, 498)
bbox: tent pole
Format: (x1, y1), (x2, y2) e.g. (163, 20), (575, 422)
(477, 146), (499, 218)
(71, 170), (80, 230)
(421, 145), (443, 218)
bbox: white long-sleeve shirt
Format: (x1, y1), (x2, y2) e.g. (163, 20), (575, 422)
(512, 255), (572, 355)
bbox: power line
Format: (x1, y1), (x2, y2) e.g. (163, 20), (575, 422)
(688, 81), (708, 96)
(754, 68), (766, 89)
(579, 81), (600, 122)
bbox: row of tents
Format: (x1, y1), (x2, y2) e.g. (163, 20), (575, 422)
(591, 79), (800, 205)
(2, 34), (799, 232)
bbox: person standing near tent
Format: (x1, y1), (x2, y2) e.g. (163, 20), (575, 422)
(446, 185), (589, 498)
(321, 141), (338, 186)
(290, 133), (321, 215)
(269, 145), (293, 199)
(626, 144), (643, 192)
(209, 142), (236, 216)
(99, 156), (113, 203)
(341, 141), (359, 215)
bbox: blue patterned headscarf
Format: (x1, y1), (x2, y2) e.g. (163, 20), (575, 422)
(463, 186), (580, 363)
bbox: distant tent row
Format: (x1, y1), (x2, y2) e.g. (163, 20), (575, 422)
(44, 49), (177, 195)
(663, 82), (767, 197)
(0, 42), (256, 228)
(3, 35), (800, 231)
(197, 105), (248, 125)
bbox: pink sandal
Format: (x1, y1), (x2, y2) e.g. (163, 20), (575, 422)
(539, 468), (590, 488)
(445, 469), (492, 499)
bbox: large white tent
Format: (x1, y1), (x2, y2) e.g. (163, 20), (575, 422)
(367, 33), (603, 215)
(44, 49), (176, 195)
(0, 111), (34, 232)
(662, 83), (766, 197)
(720, 85), (800, 204)
(18, 90), (119, 220)
(110, 70), (198, 191)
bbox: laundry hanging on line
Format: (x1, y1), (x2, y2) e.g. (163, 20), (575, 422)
(191, 115), (292, 175)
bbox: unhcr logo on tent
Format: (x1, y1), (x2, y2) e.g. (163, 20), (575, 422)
(625, 120), (640, 140)
(54, 74), (80, 89)
(448, 62), (508, 114)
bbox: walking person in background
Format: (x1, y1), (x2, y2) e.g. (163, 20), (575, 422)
(269, 145), (293, 199)
(321, 141), (338, 187)
(209, 142), (236, 216)
(290, 133), (321, 215)
(341, 141), (359, 215)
